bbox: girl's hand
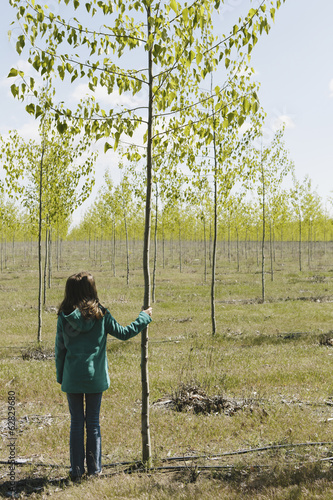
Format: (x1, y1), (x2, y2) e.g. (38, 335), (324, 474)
(142, 307), (152, 317)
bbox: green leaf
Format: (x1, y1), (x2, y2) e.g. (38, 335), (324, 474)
(25, 103), (35, 115)
(243, 98), (251, 114)
(196, 53), (202, 66)
(238, 115), (245, 127)
(7, 68), (19, 78)
(35, 105), (43, 119)
(10, 84), (19, 98)
(114, 132), (120, 150)
(104, 142), (112, 153)
(57, 122), (68, 134)
(16, 35), (25, 54)
(227, 112), (234, 125)
(170, 0), (178, 13)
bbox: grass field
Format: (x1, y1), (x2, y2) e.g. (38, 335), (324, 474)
(2, 239), (333, 498)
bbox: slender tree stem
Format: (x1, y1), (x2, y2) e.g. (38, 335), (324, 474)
(261, 153), (265, 303)
(152, 184), (158, 303)
(37, 137), (45, 343)
(211, 128), (218, 336)
(141, 5), (152, 466)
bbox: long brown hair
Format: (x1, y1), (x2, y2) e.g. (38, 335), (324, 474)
(58, 272), (105, 320)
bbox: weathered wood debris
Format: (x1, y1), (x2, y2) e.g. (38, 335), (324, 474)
(153, 384), (254, 416)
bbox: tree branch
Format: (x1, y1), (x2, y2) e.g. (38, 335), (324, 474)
(27, 2), (147, 44)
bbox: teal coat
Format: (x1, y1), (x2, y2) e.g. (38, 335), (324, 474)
(55, 308), (152, 394)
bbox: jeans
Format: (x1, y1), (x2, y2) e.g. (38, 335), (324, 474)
(66, 393), (103, 477)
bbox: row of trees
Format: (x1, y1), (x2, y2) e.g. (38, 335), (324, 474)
(0, 169), (329, 246)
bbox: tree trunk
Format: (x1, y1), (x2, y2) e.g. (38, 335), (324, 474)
(94, 235), (97, 264)
(89, 230), (91, 259)
(227, 221), (231, 262)
(280, 226), (283, 259)
(113, 219), (116, 277)
(203, 216), (207, 282)
(1, 234), (3, 273)
(4, 237), (7, 269)
(299, 216), (302, 272)
(152, 185), (158, 303)
(57, 231), (60, 271)
(256, 225), (259, 267)
(211, 126), (218, 335)
(60, 238), (62, 267)
(141, 6), (152, 465)
(100, 232), (103, 267)
(43, 226), (48, 306)
(12, 233), (15, 266)
(209, 222), (212, 267)
(162, 222), (165, 269)
(236, 227), (240, 272)
(261, 159), (266, 303)
(38, 140), (45, 343)
(270, 220), (273, 281)
(48, 227), (52, 288)
(307, 223), (310, 268)
(179, 224), (182, 273)
(123, 202), (129, 285)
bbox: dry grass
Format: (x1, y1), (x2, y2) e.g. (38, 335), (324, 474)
(2, 240), (333, 498)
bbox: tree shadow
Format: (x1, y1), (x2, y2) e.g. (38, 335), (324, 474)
(0, 474), (71, 498)
(211, 460), (333, 494)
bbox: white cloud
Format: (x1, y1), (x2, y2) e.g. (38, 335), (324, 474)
(273, 114), (296, 130)
(16, 59), (34, 75)
(329, 79), (333, 97)
(1, 58), (42, 98)
(0, 118), (39, 140)
(14, 120), (39, 141)
(71, 83), (146, 109)
(0, 77), (11, 91)
(239, 121), (252, 135)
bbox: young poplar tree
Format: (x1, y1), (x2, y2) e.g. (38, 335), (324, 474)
(0, 195), (21, 272)
(252, 128), (293, 301)
(1, 119), (96, 341)
(188, 166), (213, 282)
(188, 66), (264, 334)
(290, 175), (322, 273)
(8, 0), (286, 465)
(117, 173), (134, 285)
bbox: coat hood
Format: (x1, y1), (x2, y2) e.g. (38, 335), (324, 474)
(62, 308), (96, 333)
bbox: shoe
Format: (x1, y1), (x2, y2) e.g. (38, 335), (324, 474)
(87, 470), (102, 478)
(70, 474), (83, 482)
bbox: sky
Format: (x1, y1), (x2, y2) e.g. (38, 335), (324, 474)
(0, 0), (332, 224)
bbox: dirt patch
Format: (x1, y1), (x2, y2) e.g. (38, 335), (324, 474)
(153, 384), (254, 416)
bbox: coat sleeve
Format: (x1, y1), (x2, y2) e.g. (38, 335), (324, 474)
(105, 310), (152, 341)
(55, 316), (67, 384)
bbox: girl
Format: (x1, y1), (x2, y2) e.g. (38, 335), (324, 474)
(55, 271), (152, 479)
